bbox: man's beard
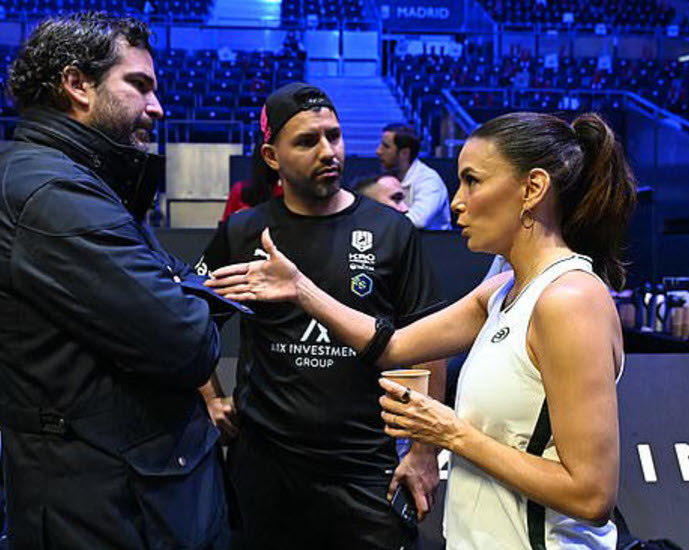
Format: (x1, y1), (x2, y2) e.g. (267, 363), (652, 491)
(290, 176), (341, 202)
(88, 87), (152, 151)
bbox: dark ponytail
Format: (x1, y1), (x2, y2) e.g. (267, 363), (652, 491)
(566, 114), (637, 289)
(471, 111), (637, 290)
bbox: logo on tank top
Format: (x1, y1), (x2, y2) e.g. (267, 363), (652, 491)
(351, 230), (373, 252)
(491, 327), (510, 343)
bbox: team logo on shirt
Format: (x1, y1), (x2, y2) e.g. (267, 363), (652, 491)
(491, 327), (510, 343)
(351, 230), (373, 252)
(350, 230), (376, 271)
(351, 273), (373, 297)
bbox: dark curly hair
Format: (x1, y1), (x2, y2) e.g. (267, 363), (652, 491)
(8, 12), (153, 112)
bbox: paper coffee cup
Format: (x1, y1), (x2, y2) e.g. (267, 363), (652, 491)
(380, 369), (430, 396)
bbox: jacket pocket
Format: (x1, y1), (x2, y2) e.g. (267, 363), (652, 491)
(121, 409), (226, 550)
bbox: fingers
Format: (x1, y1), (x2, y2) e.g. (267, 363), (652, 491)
(261, 227), (278, 256)
(381, 410), (409, 429)
(383, 424), (409, 439)
(408, 484), (429, 519)
(379, 377), (407, 398)
(379, 394), (408, 415)
(213, 283), (254, 296)
(387, 474), (400, 501)
(215, 290), (257, 302)
(206, 263), (251, 281)
(207, 397), (240, 438)
(204, 273), (249, 288)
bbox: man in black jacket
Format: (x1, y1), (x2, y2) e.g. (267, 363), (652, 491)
(0, 13), (235, 549)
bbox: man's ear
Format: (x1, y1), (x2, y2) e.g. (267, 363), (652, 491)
(261, 143), (279, 171)
(524, 167), (551, 210)
(61, 66), (94, 112)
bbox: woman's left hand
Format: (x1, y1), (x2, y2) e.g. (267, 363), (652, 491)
(204, 228), (301, 303)
(379, 378), (466, 451)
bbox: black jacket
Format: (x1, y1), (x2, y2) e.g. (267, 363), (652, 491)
(0, 109), (228, 549)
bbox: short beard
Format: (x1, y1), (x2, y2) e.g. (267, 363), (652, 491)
(290, 176), (341, 203)
(88, 86), (150, 151)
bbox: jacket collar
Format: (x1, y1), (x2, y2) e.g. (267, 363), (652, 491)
(13, 108), (165, 220)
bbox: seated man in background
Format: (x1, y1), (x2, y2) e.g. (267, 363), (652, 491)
(354, 173), (409, 214)
(376, 124), (451, 230)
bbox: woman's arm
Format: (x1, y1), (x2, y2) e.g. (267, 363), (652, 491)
(206, 228), (507, 367)
(381, 272), (621, 523)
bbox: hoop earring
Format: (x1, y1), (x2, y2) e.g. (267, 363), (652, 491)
(519, 207), (535, 229)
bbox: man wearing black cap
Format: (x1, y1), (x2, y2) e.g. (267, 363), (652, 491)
(196, 82), (446, 550)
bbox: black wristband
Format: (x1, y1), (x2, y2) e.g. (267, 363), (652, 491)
(358, 317), (395, 366)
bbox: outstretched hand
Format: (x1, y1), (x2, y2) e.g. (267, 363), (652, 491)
(204, 228), (301, 302)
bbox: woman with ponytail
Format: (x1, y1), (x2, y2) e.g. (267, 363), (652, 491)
(207, 111), (637, 549)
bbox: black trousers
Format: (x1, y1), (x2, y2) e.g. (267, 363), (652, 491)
(228, 433), (416, 550)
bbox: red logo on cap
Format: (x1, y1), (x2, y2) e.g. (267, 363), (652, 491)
(260, 105), (271, 142)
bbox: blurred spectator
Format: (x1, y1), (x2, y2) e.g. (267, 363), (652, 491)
(142, 0), (155, 17)
(222, 145), (283, 220)
(376, 123), (451, 230)
(354, 174), (409, 214)
(280, 31), (306, 62)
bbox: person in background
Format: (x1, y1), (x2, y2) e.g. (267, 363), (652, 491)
(354, 173), (409, 214)
(207, 111), (637, 550)
(0, 13), (236, 549)
(222, 145), (283, 219)
(376, 123), (451, 230)
(196, 82), (446, 550)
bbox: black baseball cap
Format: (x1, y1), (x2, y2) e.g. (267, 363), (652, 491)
(260, 82), (337, 143)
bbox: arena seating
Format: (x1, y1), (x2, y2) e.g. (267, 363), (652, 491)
(392, 52), (689, 150)
(477, 0), (676, 32)
(156, 49), (304, 143)
(281, 0), (370, 29)
(0, 0), (214, 22)
(0, 44), (305, 145)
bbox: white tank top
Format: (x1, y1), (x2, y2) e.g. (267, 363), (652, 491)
(444, 254), (619, 550)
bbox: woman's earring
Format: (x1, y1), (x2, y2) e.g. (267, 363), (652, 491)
(519, 207), (535, 229)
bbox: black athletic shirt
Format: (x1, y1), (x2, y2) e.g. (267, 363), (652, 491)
(197, 194), (444, 481)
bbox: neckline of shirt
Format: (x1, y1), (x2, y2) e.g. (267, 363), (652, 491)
(272, 192), (361, 221)
(499, 253), (592, 315)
